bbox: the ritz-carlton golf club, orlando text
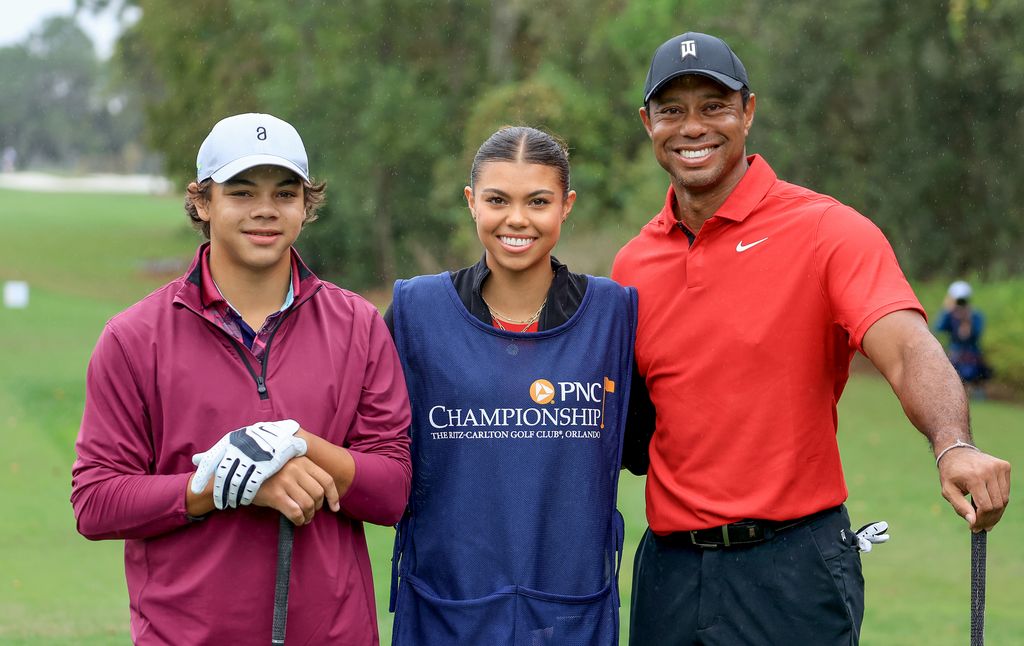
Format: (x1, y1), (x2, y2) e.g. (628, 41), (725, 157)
(426, 377), (617, 441)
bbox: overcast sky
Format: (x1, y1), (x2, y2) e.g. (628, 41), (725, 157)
(0, 0), (127, 58)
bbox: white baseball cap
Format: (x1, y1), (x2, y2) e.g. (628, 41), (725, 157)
(948, 280), (972, 300)
(196, 113), (310, 183)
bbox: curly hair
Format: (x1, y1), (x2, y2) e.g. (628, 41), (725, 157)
(183, 175), (327, 239)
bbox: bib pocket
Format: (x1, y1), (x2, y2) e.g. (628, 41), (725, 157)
(392, 573), (618, 646)
(516, 580), (618, 646)
(393, 574), (517, 646)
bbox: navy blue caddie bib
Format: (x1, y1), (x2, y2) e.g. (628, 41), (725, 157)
(389, 271), (637, 646)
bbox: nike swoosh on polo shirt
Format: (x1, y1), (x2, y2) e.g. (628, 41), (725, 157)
(736, 237), (768, 252)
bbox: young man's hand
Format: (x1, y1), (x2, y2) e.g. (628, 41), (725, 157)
(190, 419), (308, 509)
(252, 457), (340, 525)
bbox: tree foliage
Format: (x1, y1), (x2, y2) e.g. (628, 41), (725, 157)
(746, 0), (1024, 278)
(93, 0), (1024, 286)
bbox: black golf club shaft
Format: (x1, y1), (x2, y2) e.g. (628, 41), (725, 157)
(971, 530), (986, 646)
(272, 514), (295, 645)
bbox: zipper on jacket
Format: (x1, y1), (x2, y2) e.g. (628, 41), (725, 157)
(181, 283), (322, 401)
(227, 337), (270, 400)
(221, 286), (319, 400)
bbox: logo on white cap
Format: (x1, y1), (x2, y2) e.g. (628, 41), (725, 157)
(680, 40), (697, 60)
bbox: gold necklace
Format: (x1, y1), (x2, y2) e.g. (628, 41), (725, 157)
(483, 297), (547, 330)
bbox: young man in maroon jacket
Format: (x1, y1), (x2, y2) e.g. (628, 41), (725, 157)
(71, 113), (412, 645)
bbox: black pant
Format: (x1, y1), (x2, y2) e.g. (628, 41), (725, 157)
(629, 505), (864, 645)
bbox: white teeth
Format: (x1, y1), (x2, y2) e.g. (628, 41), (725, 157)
(679, 148), (714, 159)
(499, 236), (533, 247)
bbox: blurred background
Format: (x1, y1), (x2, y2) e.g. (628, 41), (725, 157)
(1, 0), (1022, 644)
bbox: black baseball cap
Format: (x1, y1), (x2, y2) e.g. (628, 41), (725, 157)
(643, 32), (749, 103)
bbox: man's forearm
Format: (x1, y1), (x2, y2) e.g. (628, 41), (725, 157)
(863, 309), (1010, 531)
(889, 332), (972, 456)
(863, 309), (971, 455)
(296, 429), (356, 497)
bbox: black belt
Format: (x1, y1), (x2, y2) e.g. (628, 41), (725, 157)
(670, 506), (839, 549)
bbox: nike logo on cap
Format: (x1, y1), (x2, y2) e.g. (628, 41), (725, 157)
(736, 237), (768, 252)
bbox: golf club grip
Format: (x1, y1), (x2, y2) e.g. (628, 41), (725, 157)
(272, 515), (295, 645)
(971, 530), (987, 646)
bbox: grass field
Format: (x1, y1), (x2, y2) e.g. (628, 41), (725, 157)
(1, 188), (1021, 645)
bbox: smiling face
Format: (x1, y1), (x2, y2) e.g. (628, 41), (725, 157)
(465, 161), (576, 280)
(641, 74), (756, 202)
(194, 165), (305, 281)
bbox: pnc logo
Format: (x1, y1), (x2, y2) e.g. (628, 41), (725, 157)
(530, 379), (556, 405)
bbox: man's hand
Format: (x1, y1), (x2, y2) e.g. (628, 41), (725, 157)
(863, 310), (1011, 532)
(938, 446), (1011, 532)
(252, 457), (340, 525)
(191, 420), (308, 509)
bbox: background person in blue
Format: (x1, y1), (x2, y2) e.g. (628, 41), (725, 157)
(384, 126), (637, 645)
(937, 280), (993, 395)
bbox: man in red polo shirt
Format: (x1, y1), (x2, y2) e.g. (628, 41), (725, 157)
(612, 32), (1011, 645)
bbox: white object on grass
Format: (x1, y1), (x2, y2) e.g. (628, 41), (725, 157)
(3, 281), (29, 309)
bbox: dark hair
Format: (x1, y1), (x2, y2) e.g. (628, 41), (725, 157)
(469, 126), (571, 198)
(183, 175), (327, 239)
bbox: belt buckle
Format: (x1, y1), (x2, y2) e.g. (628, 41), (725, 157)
(688, 528), (728, 548)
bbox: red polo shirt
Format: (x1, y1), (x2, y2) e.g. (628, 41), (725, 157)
(612, 155), (923, 533)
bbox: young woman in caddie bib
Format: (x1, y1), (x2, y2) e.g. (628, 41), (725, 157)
(385, 126), (637, 645)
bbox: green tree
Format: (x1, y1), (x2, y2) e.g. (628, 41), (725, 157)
(90, 0), (1024, 285)
(111, 0), (494, 285)
(744, 0), (1024, 278)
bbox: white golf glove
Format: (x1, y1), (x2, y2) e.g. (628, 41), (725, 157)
(855, 521), (890, 553)
(190, 419), (307, 510)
